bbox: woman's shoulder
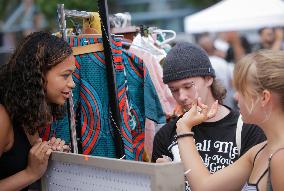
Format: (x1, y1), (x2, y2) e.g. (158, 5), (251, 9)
(0, 104), (10, 122)
(0, 104), (11, 126)
(270, 146), (284, 164)
(0, 104), (13, 153)
(245, 141), (267, 161)
(250, 141), (267, 152)
(268, 146), (284, 190)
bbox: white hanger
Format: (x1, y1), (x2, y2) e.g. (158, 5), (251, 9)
(131, 33), (167, 57)
(153, 29), (176, 45)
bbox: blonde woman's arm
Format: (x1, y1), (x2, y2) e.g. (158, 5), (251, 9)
(176, 98), (254, 191)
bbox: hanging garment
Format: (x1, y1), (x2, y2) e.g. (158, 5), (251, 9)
(129, 36), (176, 158)
(121, 49), (166, 160)
(40, 36), (165, 160)
(129, 44), (176, 116)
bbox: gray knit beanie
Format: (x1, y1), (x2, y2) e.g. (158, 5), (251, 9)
(163, 42), (215, 84)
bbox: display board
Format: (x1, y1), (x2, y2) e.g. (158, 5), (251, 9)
(42, 152), (184, 191)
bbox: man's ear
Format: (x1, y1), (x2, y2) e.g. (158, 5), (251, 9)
(261, 89), (271, 107)
(204, 76), (213, 87)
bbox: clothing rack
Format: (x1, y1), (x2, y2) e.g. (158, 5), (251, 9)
(57, 2), (125, 158)
(57, 4), (80, 154)
(57, 4), (93, 40)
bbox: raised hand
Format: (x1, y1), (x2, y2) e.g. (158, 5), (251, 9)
(176, 98), (218, 132)
(274, 27), (284, 41)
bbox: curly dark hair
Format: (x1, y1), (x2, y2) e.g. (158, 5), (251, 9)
(0, 31), (72, 135)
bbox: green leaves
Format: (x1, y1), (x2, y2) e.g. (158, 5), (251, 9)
(36, 0), (100, 31)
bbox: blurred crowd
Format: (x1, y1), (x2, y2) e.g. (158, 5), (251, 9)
(1, 1), (284, 190)
(193, 27), (284, 110)
(0, 0), (46, 64)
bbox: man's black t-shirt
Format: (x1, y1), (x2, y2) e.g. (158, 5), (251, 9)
(152, 109), (266, 173)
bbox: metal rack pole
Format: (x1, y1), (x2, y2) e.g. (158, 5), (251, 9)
(57, 4), (79, 154)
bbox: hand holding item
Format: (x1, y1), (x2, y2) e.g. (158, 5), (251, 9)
(176, 98), (218, 133)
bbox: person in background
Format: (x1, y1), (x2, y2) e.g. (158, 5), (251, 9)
(253, 27), (284, 51)
(151, 42), (265, 190)
(215, 31), (248, 64)
(0, 31), (75, 191)
(197, 33), (234, 109)
(176, 49), (284, 191)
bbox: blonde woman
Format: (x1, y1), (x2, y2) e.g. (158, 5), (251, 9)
(177, 50), (284, 191)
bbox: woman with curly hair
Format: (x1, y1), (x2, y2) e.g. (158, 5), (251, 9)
(176, 50), (284, 190)
(0, 31), (76, 191)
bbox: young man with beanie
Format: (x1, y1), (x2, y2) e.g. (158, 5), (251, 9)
(151, 42), (266, 190)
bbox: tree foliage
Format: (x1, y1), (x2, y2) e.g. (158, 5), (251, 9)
(35, 0), (220, 29)
(0, 0), (220, 32)
(0, 0), (21, 20)
(36, 0), (97, 30)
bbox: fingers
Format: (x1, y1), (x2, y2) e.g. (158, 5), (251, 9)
(48, 137), (70, 152)
(46, 148), (52, 155)
(49, 137), (65, 151)
(197, 97), (208, 111)
(40, 143), (51, 154)
(156, 156), (172, 163)
(191, 100), (198, 114)
(197, 98), (208, 115)
(53, 138), (61, 150)
(62, 145), (71, 153)
(55, 139), (65, 151)
(29, 138), (43, 153)
(36, 138), (42, 144)
(197, 97), (218, 119)
(177, 98), (219, 132)
(43, 148), (53, 161)
(207, 100), (218, 118)
(48, 137), (56, 145)
(193, 97), (208, 121)
(30, 141), (51, 163)
(58, 139), (65, 148)
(35, 142), (51, 157)
(162, 155), (173, 162)
(42, 147), (52, 161)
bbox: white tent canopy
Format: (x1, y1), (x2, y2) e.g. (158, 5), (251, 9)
(184, 0), (284, 34)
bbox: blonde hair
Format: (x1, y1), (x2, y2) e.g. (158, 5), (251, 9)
(233, 50), (284, 110)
